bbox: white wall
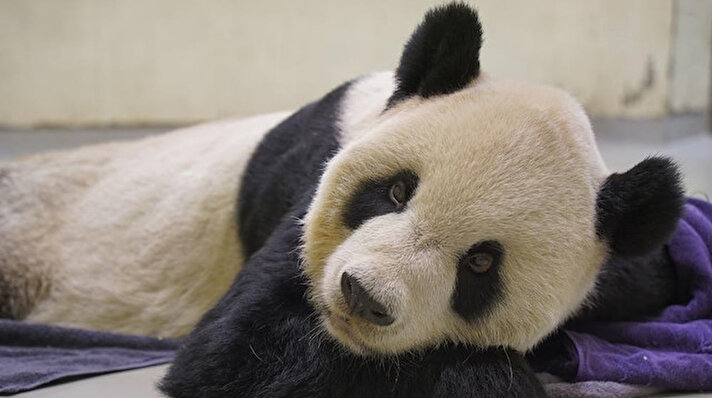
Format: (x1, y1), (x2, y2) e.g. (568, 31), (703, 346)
(0, 0), (709, 127)
(669, 0), (712, 113)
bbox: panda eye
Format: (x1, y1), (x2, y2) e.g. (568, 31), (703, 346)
(388, 180), (408, 206)
(343, 170), (419, 230)
(452, 240), (505, 320)
(463, 241), (503, 274)
(467, 252), (494, 273)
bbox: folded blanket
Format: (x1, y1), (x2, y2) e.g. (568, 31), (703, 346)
(3, 199), (710, 394)
(533, 197), (712, 391)
(0, 319), (178, 394)
(537, 373), (662, 398)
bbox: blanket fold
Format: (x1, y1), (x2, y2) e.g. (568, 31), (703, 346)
(533, 198), (712, 390)
(2, 199), (711, 394)
(0, 319), (178, 394)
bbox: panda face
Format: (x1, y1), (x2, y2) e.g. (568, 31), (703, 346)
(302, 3), (684, 356)
(302, 76), (610, 354)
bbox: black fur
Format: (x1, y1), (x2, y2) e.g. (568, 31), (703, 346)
(237, 82), (351, 256)
(387, 3), (483, 107)
(160, 210), (545, 398)
(451, 241), (504, 321)
(577, 245), (681, 322)
(343, 171), (419, 230)
(596, 156), (684, 257)
(163, 3), (683, 395)
(163, 69), (545, 397)
(531, 244), (683, 376)
(532, 161), (685, 379)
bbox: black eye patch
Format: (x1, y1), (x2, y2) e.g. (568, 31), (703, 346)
(451, 240), (504, 321)
(343, 171), (419, 230)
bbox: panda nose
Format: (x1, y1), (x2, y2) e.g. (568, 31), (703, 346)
(340, 272), (395, 326)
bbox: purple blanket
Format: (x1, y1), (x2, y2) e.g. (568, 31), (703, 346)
(0, 319), (177, 394)
(534, 198), (712, 390)
(3, 198), (711, 394)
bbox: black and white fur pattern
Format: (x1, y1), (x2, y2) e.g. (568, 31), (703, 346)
(1, 3), (683, 397)
(162, 3), (683, 397)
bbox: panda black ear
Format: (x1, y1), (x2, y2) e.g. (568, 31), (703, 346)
(387, 2), (483, 107)
(596, 156), (684, 257)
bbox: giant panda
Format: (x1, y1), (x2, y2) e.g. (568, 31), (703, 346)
(160, 3), (684, 397)
(0, 2), (683, 397)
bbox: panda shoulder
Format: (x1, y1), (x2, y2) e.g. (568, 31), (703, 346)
(338, 71), (396, 145)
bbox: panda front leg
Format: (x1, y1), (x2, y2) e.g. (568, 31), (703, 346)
(161, 213), (546, 398)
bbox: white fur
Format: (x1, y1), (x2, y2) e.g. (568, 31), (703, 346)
(0, 112), (288, 337)
(338, 71), (396, 145)
(1, 71), (613, 356)
(304, 74), (611, 353)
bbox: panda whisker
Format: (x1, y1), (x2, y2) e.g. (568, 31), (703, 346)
(462, 350), (474, 365)
(304, 319), (326, 347)
(504, 349), (514, 392)
(248, 344), (264, 363)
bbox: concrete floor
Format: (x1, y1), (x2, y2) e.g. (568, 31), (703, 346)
(597, 133), (712, 200)
(1, 125), (710, 397)
(2, 126), (711, 195)
(14, 365), (169, 398)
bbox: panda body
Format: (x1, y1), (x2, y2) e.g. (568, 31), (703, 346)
(1, 3), (685, 397)
(161, 72), (548, 398)
(163, 4), (683, 395)
(1, 113), (287, 335)
(238, 68), (610, 356)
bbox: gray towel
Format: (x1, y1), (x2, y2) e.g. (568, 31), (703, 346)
(0, 319), (178, 394)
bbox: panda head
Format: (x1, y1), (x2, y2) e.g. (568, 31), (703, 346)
(301, 3), (684, 355)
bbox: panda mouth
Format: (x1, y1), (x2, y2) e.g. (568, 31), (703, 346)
(323, 311), (374, 355)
